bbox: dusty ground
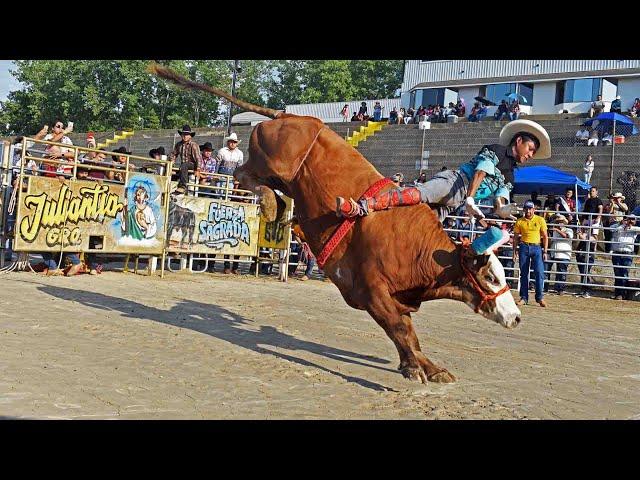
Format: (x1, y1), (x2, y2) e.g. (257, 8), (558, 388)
(0, 268), (638, 420)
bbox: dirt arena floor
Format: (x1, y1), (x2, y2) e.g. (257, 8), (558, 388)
(0, 268), (638, 420)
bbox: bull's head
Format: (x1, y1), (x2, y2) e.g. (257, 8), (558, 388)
(458, 229), (521, 328)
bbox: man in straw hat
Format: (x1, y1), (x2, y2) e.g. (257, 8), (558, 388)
(336, 119), (552, 222)
(610, 214), (640, 300)
(170, 124), (202, 195)
(604, 191), (629, 252)
(216, 132), (244, 274)
(544, 213), (573, 296)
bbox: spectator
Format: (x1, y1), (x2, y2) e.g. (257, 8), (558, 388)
(513, 200), (549, 307)
(604, 192), (629, 253)
(543, 193), (557, 219)
(529, 191), (542, 208)
(468, 102), (482, 122)
(373, 101), (383, 122)
(556, 188), (577, 224)
(610, 214), (640, 300)
(494, 100), (510, 121)
(42, 120), (74, 179)
(170, 124), (202, 195)
(477, 104), (488, 120)
(388, 107), (398, 124)
(443, 216), (459, 242)
(87, 151), (108, 180)
(544, 213), (573, 296)
(458, 215), (474, 242)
(217, 132), (244, 274)
(583, 154), (595, 184)
(430, 105), (441, 123)
(443, 102), (457, 121)
(351, 111), (360, 122)
(110, 146), (133, 183)
(198, 142), (218, 187)
(40, 252), (83, 277)
(414, 172), (427, 184)
(398, 108), (405, 124)
(415, 105), (427, 122)
(405, 107), (415, 124)
(391, 172), (404, 186)
(456, 98), (466, 117)
(610, 95), (622, 114)
(340, 104), (349, 122)
(144, 146), (167, 175)
(589, 95), (605, 118)
(587, 128), (599, 146)
(358, 102), (368, 118)
(630, 97), (640, 118)
(509, 100), (520, 121)
(575, 126), (590, 145)
(601, 131), (613, 146)
(582, 186), (603, 234)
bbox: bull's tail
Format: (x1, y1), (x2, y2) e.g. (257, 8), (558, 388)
(148, 63), (281, 120)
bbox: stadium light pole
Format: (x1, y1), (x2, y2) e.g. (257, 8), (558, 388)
(227, 60), (241, 136)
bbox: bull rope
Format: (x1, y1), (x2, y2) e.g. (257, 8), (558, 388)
(316, 177), (393, 268)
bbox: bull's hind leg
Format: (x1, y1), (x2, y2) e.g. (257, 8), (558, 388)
(366, 293), (455, 384)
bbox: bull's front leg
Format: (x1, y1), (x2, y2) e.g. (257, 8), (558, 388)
(234, 168), (284, 222)
(366, 290), (456, 384)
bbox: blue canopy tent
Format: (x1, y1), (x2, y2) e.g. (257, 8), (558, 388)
(513, 166), (590, 208)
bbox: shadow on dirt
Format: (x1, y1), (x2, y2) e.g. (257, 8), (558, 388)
(37, 284), (398, 392)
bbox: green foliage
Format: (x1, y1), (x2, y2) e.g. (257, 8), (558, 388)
(0, 60), (404, 135)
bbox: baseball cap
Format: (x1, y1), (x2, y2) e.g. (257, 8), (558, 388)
(523, 200), (535, 209)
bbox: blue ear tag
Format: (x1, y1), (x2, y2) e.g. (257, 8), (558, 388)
(471, 226), (510, 254)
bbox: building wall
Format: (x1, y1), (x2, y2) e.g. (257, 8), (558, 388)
(532, 82), (558, 114)
(402, 60), (640, 92)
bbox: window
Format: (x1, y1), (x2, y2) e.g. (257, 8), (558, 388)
(486, 83), (516, 105)
(518, 83), (533, 105)
(559, 78), (606, 103)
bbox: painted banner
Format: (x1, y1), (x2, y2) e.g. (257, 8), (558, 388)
(14, 173), (168, 254)
(167, 195), (260, 256)
(258, 194), (293, 249)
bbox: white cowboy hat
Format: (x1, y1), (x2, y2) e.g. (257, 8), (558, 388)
(610, 192), (626, 200)
(224, 132), (241, 143)
(553, 214), (568, 224)
(498, 119), (551, 160)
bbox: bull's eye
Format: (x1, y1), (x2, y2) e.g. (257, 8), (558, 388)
(484, 274), (495, 283)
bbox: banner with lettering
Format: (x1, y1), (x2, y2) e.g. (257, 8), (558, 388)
(14, 174), (167, 254)
(166, 195), (260, 256)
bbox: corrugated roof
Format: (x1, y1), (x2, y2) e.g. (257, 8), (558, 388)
(286, 98), (401, 122)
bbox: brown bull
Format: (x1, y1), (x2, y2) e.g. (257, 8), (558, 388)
(150, 64), (522, 383)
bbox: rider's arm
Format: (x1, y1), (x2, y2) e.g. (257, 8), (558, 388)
(466, 170), (487, 200)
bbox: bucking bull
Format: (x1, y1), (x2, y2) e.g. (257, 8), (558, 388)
(150, 64), (521, 383)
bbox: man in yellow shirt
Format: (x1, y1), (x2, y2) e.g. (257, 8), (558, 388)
(513, 200), (549, 307)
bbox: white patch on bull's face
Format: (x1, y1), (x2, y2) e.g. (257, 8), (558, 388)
(475, 253), (521, 329)
(335, 267), (342, 279)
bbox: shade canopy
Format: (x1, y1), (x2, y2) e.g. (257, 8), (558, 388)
(513, 165), (591, 195)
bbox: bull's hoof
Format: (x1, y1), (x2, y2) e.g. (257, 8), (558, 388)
(427, 370), (457, 383)
(400, 366), (428, 384)
(257, 186), (277, 222)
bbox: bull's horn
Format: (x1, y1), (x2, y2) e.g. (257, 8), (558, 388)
(147, 62), (282, 120)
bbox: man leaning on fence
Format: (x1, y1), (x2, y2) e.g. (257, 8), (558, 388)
(609, 214), (640, 300)
(544, 213), (573, 296)
(513, 200), (549, 307)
